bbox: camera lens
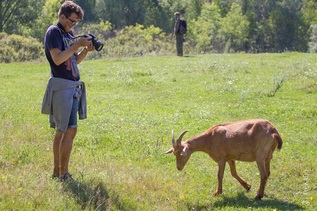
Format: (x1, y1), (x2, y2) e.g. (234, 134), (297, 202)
(93, 40), (104, 51)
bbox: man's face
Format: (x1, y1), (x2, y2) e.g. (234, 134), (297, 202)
(62, 13), (80, 32)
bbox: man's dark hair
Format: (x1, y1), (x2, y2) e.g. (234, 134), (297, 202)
(58, 1), (84, 20)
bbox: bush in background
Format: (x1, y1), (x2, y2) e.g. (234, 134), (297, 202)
(0, 23), (194, 63)
(75, 22), (178, 59)
(0, 33), (44, 63)
(106, 24), (171, 57)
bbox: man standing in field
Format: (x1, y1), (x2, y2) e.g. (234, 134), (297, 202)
(174, 12), (184, 56)
(41, 1), (94, 181)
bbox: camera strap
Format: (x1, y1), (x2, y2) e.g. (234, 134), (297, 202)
(55, 22), (80, 79)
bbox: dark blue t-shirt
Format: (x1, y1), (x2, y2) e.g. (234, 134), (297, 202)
(44, 22), (80, 81)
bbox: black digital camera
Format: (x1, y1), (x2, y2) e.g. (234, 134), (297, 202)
(84, 33), (104, 52)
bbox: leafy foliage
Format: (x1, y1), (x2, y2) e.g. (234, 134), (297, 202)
(0, 0), (317, 60)
(32, 0), (61, 41)
(0, 32), (43, 63)
(218, 2), (249, 52)
(308, 24), (317, 52)
(0, 0), (25, 32)
(74, 22), (173, 59)
(188, 3), (221, 53)
(105, 23), (170, 57)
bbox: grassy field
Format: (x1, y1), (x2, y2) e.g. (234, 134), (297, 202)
(0, 53), (316, 210)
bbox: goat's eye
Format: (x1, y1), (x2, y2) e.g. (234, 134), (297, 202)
(173, 149), (180, 155)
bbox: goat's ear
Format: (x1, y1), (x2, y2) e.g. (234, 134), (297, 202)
(180, 146), (188, 156)
(164, 148), (173, 154)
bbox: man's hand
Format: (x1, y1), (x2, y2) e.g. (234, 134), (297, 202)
(85, 43), (95, 52)
(50, 36), (93, 66)
(77, 36), (93, 48)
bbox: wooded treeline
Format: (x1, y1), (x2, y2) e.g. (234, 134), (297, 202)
(1, 0), (317, 62)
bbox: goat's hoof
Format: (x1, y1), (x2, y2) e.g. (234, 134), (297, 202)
(255, 195), (263, 200)
(246, 185), (251, 192)
(212, 191), (222, 197)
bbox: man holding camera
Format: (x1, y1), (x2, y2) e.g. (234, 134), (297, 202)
(42, 1), (94, 181)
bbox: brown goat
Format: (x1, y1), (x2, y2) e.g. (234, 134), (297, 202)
(165, 119), (282, 200)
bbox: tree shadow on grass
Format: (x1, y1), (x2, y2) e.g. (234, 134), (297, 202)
(186, 192), (303, 211)
(63, 179), (132, 211)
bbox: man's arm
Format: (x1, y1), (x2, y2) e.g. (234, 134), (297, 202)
(175, 18), (180, 34)
(50, 37), (92, 66)
(76, 44), (94, 64)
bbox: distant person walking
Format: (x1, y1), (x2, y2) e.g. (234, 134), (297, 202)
(174, 12), (185, 56)
(41, 1), (94, 181)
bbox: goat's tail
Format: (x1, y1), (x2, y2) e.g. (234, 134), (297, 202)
(272, 129), (283, 151)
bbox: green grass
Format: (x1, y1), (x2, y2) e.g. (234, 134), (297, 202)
(0, 53), (316, 210)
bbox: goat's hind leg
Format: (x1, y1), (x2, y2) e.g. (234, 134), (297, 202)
(228, 160), (251, 192)
(265, 150), (274, 178)
(255, 158), (269, 200)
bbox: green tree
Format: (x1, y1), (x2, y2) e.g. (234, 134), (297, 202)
(4, 0), (60, 41)
(233, 0), (309, 52)
(302, 0), (317, 25)
(75, 0), (97, 22)
(143, 1), (171, 31)
(18, 0), (53, 40)
(189, 3), (222, 52)
(186, 0), (204, 22)
(218, 2), (249, 52)
(0, 0), (25, 32)
(95, 0), (171, 30)
(308, 24), (317, 52)
(266, 0), (308, 52)
(0, 0), (314, 54)
(303, 0), (317, 52)
(213, 0), (236, 17)
(33, 0), (61, 41)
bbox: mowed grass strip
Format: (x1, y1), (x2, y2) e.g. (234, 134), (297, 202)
(0, 53), (316, 210)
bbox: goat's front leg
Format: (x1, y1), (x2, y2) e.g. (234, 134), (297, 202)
(213, 160), (226, 196)
(228, 160), (251, 191)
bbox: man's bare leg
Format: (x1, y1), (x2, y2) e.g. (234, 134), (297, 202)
(53, 128), (77, 178)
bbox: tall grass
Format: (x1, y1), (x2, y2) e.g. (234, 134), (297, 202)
(0, 53), (316, 210)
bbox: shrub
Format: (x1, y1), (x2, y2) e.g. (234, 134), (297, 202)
(0, 33), (44, 63)
(75, 23), (174, 59)
(112, 24), (168, 56)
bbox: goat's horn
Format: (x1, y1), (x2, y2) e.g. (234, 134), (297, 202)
(172, 130), (175, 145)
(177, 130), (188, 145)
